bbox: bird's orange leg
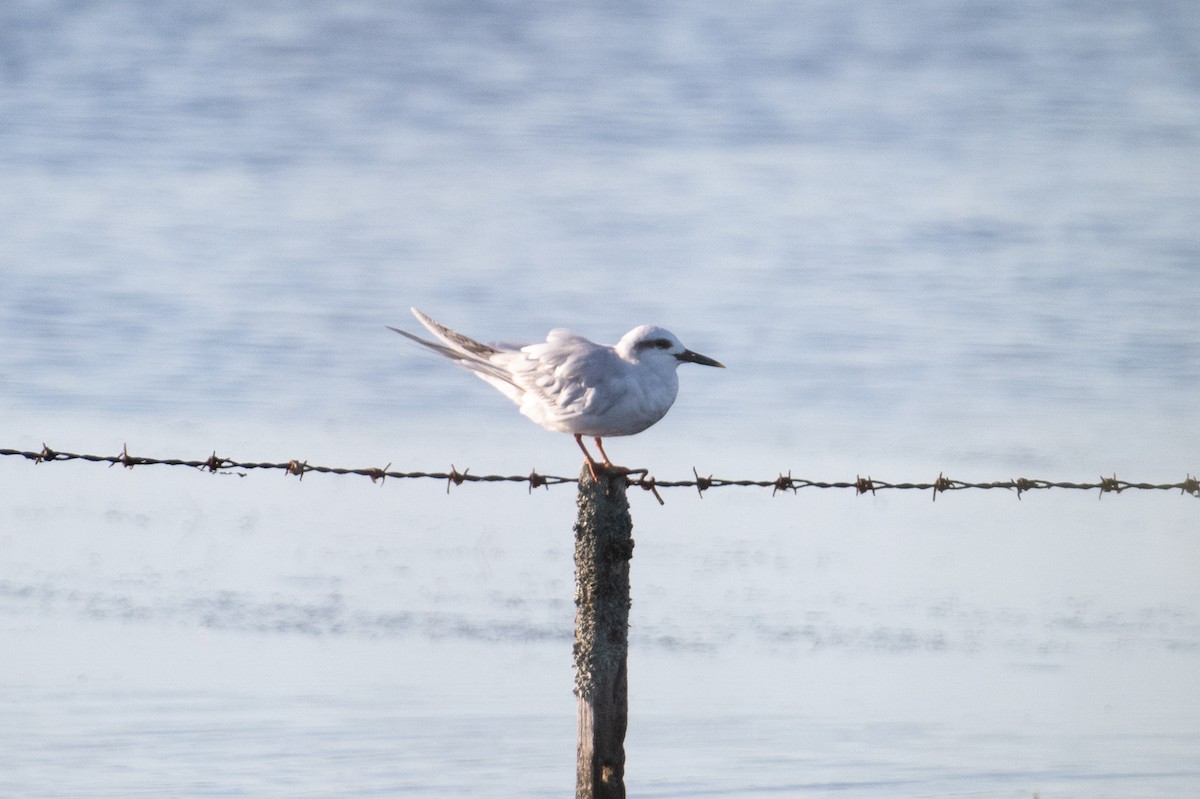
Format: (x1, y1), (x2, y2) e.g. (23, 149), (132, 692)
(593, 437), (612, 467)
(575, 434), (602, 480)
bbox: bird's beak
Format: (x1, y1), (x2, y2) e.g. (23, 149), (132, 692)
(676, 349), (725, 368)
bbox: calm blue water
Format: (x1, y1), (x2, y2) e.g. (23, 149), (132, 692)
(1, 2), (1198, 797)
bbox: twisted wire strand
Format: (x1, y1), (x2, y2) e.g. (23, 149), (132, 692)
(3, 445), (1197, 501)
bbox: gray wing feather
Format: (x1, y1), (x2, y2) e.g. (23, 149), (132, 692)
(389, 309), (522, 393)
(410, 308), (503, 359)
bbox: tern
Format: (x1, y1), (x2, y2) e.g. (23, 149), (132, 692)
(390, 308), (724, 477)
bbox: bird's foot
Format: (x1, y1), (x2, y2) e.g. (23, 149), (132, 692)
(592, 461), (648, 478)
(583, 461), (663, 504)
(584, 459), (646, 478)
(583, 457), (601, 482)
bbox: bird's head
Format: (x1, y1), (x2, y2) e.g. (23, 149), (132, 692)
(616, 325), (725, 370)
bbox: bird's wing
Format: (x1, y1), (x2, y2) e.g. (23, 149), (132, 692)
(511, 331), (631, 421)
(409, 308), (503, 360)
(390, 309), (524, 399)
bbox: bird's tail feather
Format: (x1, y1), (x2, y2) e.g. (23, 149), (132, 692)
(386, 326), (465, 362)
(389, 310), (523, 395)
(410, 308), (502, 359)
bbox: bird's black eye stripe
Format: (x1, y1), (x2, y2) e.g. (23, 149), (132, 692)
(636, 338), (674, 351)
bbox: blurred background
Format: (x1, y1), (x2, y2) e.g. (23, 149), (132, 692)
(1, 2), (1198, 797)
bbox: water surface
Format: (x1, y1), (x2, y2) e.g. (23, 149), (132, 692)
(2, 2), (1198, 796)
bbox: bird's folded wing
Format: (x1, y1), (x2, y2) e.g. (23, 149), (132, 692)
(513, 338), (629, 418)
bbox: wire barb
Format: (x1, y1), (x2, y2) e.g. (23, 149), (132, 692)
(629, 473), (664, 505)
(1183, 474), (1200, 498)
(772, 471), (795, 497)
(1098, 473), (1122, 499)
(446, 465), (468, 494)
(114, 443), (138, 469)
(932, 472), (952, 502)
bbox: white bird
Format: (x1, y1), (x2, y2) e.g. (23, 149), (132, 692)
(390, 308), (724, 477)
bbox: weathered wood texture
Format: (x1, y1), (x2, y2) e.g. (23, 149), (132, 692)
(573, 466), (634, 799)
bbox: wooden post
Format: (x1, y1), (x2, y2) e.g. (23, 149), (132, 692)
(573, 465), (634, 799)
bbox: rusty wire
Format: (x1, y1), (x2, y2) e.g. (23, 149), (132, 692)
(2, 444), (1197, 502)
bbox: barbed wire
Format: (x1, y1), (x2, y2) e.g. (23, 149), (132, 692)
(3, 444), (1197, 503)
